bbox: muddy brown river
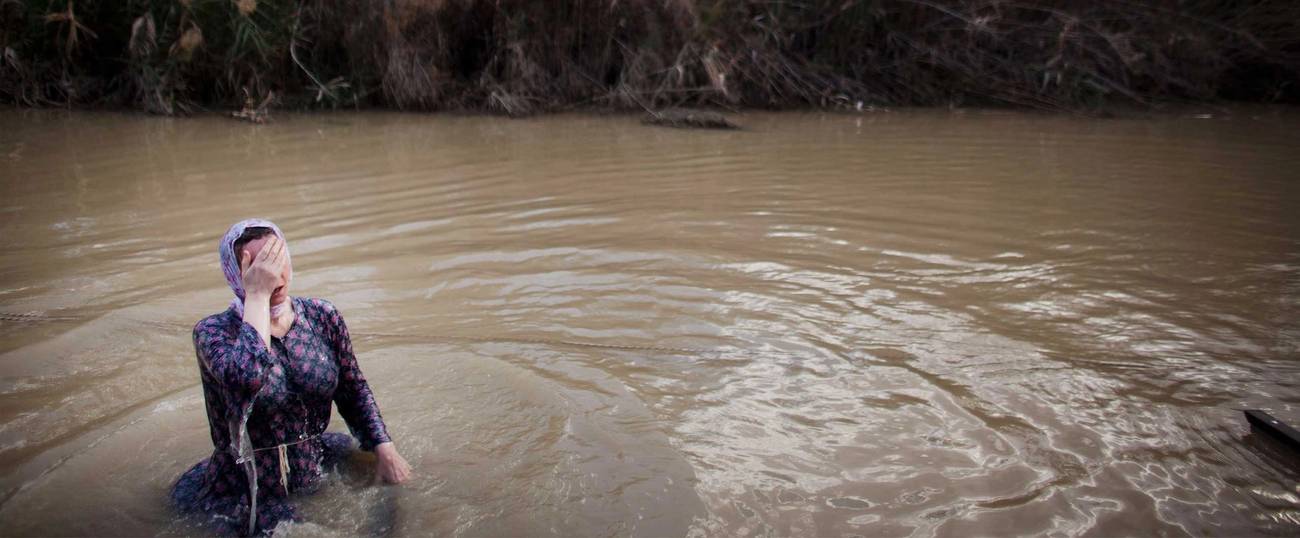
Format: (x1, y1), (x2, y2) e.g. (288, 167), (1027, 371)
(0, 108), (1298, 537)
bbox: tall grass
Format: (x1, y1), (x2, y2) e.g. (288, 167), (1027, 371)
(2, 1), (1297, 114)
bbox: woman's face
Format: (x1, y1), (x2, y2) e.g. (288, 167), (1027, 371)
(241, 235), (292, 305)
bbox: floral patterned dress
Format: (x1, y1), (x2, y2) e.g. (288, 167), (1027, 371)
(171, 296), (391, 536)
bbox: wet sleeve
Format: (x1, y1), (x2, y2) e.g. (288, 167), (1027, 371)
(325, 302), (392, 451)
(193, 317), (275, 399)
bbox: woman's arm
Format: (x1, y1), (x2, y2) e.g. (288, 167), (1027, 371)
(193, 317), (275, 397)
(192, 235), (285, 393)
(324, 301), (412, 483)
(326, 302), (392, 450)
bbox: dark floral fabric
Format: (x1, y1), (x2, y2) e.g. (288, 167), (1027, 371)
(171, 296), (391, 536)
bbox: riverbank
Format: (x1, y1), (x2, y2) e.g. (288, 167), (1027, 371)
(4, 1), (1298, 116)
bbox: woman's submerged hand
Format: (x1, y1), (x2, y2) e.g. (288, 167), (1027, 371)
(374, 442), (412, 484)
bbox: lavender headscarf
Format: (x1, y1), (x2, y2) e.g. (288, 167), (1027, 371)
(220, 218), (293, 318)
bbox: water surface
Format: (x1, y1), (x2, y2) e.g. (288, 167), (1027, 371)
(0, 108), (1298, 536)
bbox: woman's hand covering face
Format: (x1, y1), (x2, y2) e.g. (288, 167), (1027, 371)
(240, 236), (287, 299)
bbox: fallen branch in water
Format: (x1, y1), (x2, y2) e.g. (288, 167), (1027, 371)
(231, 89), (273, 123)
(642, 108), (738, 130)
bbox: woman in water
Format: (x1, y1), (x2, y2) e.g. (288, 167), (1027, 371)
(171, 219), (412, 536)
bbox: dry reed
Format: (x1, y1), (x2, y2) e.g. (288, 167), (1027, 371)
(2, 1), (1296, 114)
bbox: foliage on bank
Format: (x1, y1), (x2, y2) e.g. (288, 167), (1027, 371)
(2, 1), (1297, 114)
